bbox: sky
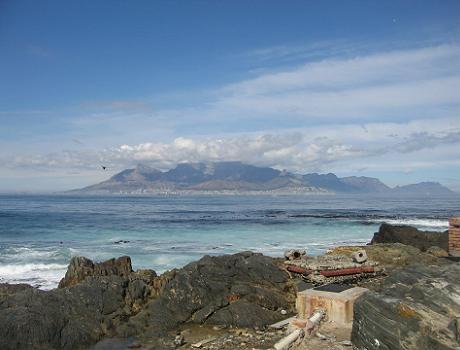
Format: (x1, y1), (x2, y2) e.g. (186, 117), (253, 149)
(1, 0), (460, 192)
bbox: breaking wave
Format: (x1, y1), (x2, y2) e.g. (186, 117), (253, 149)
(0, 263), (68, 290)
(366, 218), (448, 230)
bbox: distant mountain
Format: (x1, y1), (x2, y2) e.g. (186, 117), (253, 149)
(340, 176), (391, 193)
(303, 173), (352, 192)
(70, 161), (457, 196)
(302, 173), (390, 193)
(392, 182), (456, 196)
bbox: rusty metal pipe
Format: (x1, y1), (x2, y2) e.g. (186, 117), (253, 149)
(320, 266), (375, 277)
(286, 265), (313, 275)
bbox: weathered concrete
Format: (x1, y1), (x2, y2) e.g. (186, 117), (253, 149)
(296, 286), (368, 327)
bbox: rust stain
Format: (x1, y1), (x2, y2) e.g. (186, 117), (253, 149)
(398, 303), (418, 319)
(227, 294), (241, 303)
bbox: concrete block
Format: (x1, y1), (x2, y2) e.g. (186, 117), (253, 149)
(296, 286), (368, 327)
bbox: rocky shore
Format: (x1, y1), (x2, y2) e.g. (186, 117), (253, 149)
(0, 224), (459, 350)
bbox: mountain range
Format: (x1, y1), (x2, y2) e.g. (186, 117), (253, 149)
(71, 161), (456, 196)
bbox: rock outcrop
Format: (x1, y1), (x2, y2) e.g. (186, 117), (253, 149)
(58, 255), (134, 288)
(118, 252), (292, 339)
(371, 223), (448, 252)
(0, 252), (292, 350)
(352, 263), (460, 350)
(0, 256), (162, 350)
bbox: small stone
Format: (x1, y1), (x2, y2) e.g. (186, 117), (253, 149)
(315, 332), (327, 340)
(174, 334), (185, 347)
(340, 340), (353, 346)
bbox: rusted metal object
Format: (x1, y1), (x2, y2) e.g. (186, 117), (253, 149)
(320, 266), (375, 277)
(286, 265), (313, 275)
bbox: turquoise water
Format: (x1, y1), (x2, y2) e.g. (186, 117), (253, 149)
(0, 194), (458, 289)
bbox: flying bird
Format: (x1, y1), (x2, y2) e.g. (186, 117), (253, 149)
(101, 166), (107, 170)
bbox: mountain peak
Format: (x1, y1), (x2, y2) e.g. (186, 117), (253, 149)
(71, 161), (456, 196)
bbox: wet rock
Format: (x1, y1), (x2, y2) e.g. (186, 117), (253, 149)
(58, 256), (133, 288)
(352, 263), (460, 350)
(370, 223), (448, 252)
(114, 240), (130, 244)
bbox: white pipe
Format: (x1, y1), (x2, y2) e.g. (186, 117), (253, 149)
(274, 309), (325, 350)
(274, 329), (303, 350)
(306, 309), (324, 331)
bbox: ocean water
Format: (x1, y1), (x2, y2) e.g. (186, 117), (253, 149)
(0, 194), (458, 290)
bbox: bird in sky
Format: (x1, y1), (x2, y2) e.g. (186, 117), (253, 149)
(101, 166), (107, 170)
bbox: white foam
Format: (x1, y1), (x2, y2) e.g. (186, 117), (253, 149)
(0, 263), (67, 290)
(372, 218), (448, 230)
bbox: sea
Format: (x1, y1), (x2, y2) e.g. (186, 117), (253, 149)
(0, 194), (459, 290)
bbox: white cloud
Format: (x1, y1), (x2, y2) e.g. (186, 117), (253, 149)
(5, 117), (460, 176)
(227, 44), (460, 95)
(210, 44), (460, 122)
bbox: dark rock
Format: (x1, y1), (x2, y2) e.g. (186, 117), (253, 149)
(114, 240), (130, 244)
(119, 252), (291, 337)
(352, 263), (460, 349)
(0, 283), (34, 301)
(371, 223), (448, 252)
(0, 252), (291, 350)
(0, 276), (130, 350)
(58, 256), (133, 288)
(0, 256), (160, 350)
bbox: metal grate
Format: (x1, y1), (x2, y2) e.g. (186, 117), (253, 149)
(313, 283), (353, 293)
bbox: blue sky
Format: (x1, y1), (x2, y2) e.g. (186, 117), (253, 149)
(1, 0), (460, 191)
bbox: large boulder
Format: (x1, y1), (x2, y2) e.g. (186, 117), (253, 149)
(0, 252), (292, 350)
(371, 223), (448, 252)
(352, 263), (460, 350)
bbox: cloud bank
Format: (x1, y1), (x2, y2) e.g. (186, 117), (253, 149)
(6, 117), (460, 176)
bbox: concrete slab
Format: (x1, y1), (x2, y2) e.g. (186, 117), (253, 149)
(296, 286), (368, 327)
